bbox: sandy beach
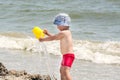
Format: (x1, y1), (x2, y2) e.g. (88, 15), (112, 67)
(0, 49), (120, 80)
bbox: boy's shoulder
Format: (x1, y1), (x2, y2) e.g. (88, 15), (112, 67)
(61, 30), (70, 33)
(60, 30), (71, 35)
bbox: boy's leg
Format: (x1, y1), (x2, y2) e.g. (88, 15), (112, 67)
(60, 66), (72, 80)
(60, 66), (65, 80)
(63, 66), (72, 80)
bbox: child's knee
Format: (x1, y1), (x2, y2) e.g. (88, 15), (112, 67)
(64, 70), (68, 75)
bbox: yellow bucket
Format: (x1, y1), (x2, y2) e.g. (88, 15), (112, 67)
(32, 26), (45, 39)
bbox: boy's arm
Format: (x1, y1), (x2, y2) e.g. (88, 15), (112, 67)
(43, 30), (53, 36)
(39, 32), (64, 42)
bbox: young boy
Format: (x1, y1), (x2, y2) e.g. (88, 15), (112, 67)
(39, 13), (75, 80)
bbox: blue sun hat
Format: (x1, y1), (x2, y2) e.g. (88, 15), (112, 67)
(53, 13), (71, 26)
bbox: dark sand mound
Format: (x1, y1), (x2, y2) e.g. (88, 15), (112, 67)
(0, 62), (57, 80)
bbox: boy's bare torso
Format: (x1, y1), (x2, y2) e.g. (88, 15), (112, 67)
(60, 30), (73, 55)
(39, 29), (73, 55)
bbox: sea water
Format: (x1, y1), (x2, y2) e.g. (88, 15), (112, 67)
(0, 0), (120, 41)
(0, 0), (120, 80)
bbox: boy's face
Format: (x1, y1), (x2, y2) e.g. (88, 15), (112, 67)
(57, 25), (69, 31)
(57, 26), (64, 31)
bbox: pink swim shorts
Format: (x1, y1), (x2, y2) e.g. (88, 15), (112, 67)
(61, 53), (75, 68)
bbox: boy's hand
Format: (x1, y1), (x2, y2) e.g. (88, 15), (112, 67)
(43, 29), (48, 35)
(43, 29), (52, 36)
(39, 38), (44, 42)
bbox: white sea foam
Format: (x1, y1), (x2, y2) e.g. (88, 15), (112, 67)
(0, 35), (120, 64)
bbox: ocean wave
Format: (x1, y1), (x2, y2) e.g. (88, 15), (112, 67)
(0, 34), (120, 64)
